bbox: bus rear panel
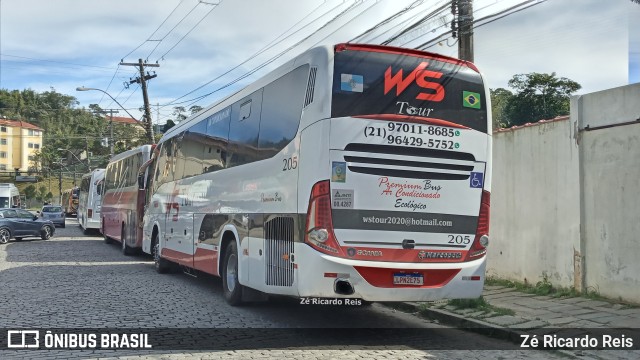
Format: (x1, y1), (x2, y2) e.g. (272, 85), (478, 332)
(297, 44), (491, 301)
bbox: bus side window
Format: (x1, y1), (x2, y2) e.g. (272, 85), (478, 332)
(258, 64), (309, 160)
(203, 107), (231, 174)
(227, 90), (262, 168)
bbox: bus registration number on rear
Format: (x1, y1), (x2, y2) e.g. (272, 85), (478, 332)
(393, 273), (424, 286)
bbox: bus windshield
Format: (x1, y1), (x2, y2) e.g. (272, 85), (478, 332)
(332, 45), (487, 133)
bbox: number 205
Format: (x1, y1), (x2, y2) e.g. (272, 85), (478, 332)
(282, 156), (298, 171)
(448, 235), (471, 244)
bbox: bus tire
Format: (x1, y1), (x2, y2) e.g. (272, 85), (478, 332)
(222, 241), (243, 306)
(153, 239), (171, 274)
(121, 225), (134, 256)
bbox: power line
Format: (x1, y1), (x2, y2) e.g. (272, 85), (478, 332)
(160, 0), (346, 107)
(382, 1), (452, 45)
(416, 0), (546, 50)
(177, 0), (371, 108)
(122, 0), (187, 60)
(349, 0), (425, 43)
(146, 1), (202, 61)
(155, 1), (222, 61)
(0, 53), (115, 71)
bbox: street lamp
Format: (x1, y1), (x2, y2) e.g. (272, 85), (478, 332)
(76, 86), (154, 144)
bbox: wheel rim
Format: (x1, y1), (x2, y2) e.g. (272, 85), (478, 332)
(0, 229), (9, 243)
(43, 227), (51, 239)
(226, 253), (238, 292)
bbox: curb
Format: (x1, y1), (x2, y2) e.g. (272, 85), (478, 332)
(389, 302), (580, 358)
(391, 302), (524, 342)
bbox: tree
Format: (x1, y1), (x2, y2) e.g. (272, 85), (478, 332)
(24, 185), (37, 200)
(36, 186), (48, 203)
(162, 119), (176, 133)
(490, 88), (513, 129)
(501, 72), (581, 127)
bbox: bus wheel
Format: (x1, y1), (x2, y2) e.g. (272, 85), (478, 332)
(121, 225), (134, 256)
(153, 240), (171, 274)
(222, 241), (243, 306)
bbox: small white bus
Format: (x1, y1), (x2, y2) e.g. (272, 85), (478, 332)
(0, 183), (21, 208)
(78, 168), (105, 233)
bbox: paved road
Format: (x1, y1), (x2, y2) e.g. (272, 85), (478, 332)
(0, 217), (565, 359)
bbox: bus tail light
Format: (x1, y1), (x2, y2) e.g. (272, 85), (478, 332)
(88, 209), (93, 218)
(466, 190), (490, 261)
(305, 180), (343, 256)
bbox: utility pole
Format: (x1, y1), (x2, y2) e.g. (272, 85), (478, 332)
(96, 109), (119, 158)
(85, 137), (91, 171)
(455, 0), (474, 62)
(120, 58), (159, 144)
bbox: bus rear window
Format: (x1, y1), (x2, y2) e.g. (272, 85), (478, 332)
(332, 48), (488, 133)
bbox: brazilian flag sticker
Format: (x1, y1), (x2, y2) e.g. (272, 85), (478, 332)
(463, 91), (481, 109)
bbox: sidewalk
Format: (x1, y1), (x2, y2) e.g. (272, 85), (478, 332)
(396, 285), (640, 357)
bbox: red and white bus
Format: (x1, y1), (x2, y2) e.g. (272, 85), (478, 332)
(142, 44), (492, 305)
(102, 145), (154, 255)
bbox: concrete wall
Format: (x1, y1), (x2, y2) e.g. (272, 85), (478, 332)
(487, 117), (581, 288)
(488, 83), (640, 303)
(575, 84), (640, 303)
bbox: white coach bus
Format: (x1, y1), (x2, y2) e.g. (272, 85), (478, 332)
(142, 43), (492, 305)
(78, 168), (105, 233)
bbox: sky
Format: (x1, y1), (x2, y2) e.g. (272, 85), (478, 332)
(0, 0), (638, 125)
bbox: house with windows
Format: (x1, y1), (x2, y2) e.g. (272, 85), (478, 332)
(103, 115), (148, 148)
(0, 117), (44, 172)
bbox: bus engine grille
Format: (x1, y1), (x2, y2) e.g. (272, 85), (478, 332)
(264, 216), (295, 287)
(343, 143), (476, 180)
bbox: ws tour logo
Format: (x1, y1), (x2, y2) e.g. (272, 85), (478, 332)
(383, 62), (445, 102)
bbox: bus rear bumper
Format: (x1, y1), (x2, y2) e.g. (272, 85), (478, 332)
(295, 245), (486, 302)
(85, 218), (101, 230)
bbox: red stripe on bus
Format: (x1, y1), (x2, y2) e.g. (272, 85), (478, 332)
(194, 247), (219, 276)
(335, 43), (480, 73)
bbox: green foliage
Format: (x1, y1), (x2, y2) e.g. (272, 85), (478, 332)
(490, 88), (513, 129)
(485, 275), (608, 300)
(447, 297), (515, 317)
(0, 88), (147, 171)
(36, 186), (48, 202)
(23, 185), (37, 200)
(491, 72), (581, 128)
(162, 119), (176, 133)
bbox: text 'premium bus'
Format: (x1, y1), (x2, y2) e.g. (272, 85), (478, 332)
(142, 44), (492, 305)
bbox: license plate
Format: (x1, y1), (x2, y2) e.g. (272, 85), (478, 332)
(393, 273), (423, 286)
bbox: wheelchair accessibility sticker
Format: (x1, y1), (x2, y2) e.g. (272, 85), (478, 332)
(470, 172), (484, 188)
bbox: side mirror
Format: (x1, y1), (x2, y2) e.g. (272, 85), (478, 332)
(33, 215), (38, 221)
(36, 211), (40, 214)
